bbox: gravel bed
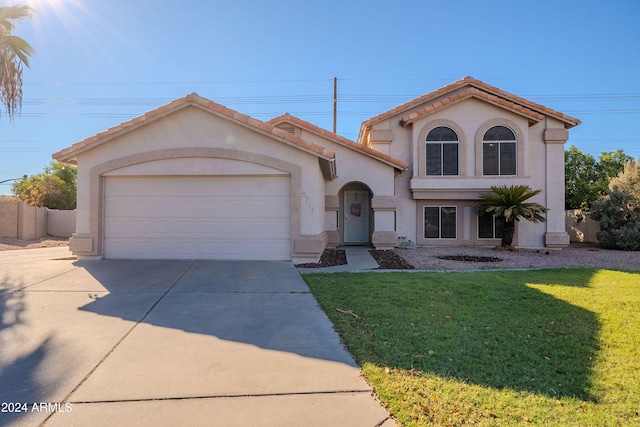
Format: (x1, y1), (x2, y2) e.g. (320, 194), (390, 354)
(395, 244), (640, 271)
(296, 249), (347, 268)
(0, 236), (69, 251)
(369, 250), (415, 269)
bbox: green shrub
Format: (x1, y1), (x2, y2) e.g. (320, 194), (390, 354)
(590, 158), (640, 250)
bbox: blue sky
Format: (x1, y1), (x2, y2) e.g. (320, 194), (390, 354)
(1, 0), (639, 193)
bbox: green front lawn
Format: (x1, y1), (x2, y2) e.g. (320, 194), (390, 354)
(304, 269), (640, 426)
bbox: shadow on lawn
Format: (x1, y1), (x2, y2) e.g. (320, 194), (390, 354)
(312, 269), (601, 400)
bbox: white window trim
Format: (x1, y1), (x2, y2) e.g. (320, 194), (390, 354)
(419, 120), (467, 178)
(477, 214), (502, 240)
(424, 206), (457, 239)
(482, 140), (517, 176)
(426, 141), (459, 176)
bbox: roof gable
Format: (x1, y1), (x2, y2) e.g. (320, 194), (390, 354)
(358, 76), (581, 144)
(52, 94), (336, 165)
(267, 113), (408, 170)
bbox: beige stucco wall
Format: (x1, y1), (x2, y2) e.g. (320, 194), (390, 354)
(566, 210), (600, 243)
(71, 105), (327, 260)
(295, 127), (401, 248)
(294, 128), (397, 196)
(368, 97), (569, 248)
(46, 209), (76, 237)
(0, 201), (48, 240)
(0, 201), (19, 238)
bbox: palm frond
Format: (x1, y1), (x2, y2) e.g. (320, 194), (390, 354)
(475, 185), (548, 223)
(0, 6), (33, 33)
(1, 34), (33, 67)
(0, 5), (33, 121)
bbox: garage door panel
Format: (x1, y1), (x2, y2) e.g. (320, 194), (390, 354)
(104, 238), (290, 260)
(104, 175), (286, 197)
(104, 176), (291, 260)
(105, 217), (290, 238)
(105, 197), (289, 219)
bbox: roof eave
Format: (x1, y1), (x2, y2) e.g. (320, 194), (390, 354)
(362, 76), (580, 130)
(52, 95), (337, 164)
(269, 114), (407, 171)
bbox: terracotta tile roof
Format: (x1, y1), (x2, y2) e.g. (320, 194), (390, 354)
(267, 113), (408, 170)
(52, 93), (336, 163)
(357, 76), (581, 144)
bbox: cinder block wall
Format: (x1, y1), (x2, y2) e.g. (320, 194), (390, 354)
(0, 201), (75, 239)
(17, 202), (47, 240)
(47, 209), (76, 237)
(0, 202), (19, 238)
(566, 210), (600, 243)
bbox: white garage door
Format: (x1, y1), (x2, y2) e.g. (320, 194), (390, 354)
(103, 176), (291, 260)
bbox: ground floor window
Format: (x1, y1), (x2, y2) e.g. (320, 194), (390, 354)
(424, 206), (457, 239)
(478, 214), (504, 239)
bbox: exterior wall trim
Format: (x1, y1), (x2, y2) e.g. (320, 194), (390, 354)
(415, 119), (467, 178)
(474, 118), (526, 178)
(544, 128), (569, 144)
(72, 148), (307, 259)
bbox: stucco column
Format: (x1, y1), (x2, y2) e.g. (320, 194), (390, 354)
(371, 196), (398, 249)
(324, 195), (340, 247)
(544, 129), (570, 248)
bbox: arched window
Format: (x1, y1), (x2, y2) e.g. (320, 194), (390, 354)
(482, 126), (516, 175)
(426, 127), (459, 176)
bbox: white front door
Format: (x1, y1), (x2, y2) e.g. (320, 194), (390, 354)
(344, 190), (370, 243)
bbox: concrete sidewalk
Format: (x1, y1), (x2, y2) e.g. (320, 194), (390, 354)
(0, 247), (395, 427)
(296, 247), (380, 273)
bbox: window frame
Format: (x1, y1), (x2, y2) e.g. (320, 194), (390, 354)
(477, 213), (504, 240)
(425, 127), (459, 176)
(482, 126), (517, 176)
(424, 206), (457, 239)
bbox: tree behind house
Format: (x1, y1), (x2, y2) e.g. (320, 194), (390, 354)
(12, 162), (77, 210)
(590, 158), (640, 250)
(565, 145), (632, 210)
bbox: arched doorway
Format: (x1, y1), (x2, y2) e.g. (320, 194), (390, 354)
(340, 182), (373, 245)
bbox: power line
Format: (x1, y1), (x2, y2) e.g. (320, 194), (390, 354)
(23, 76), (640, 86)
(19, 92), (640, 106)
(9, 109), (640, 120)
(24, 79), (334, 86)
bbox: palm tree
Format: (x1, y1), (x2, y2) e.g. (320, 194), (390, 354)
(0, 5), (33, 122)
(475, 185), (548, 248)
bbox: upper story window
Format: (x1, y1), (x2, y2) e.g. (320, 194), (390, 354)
(483, 126), (516, 175)
(426, 127), (459, 176)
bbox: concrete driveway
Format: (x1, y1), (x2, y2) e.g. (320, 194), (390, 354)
(0, 247), (394, 427)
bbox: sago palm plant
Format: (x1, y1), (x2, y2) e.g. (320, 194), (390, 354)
(475, 185), (548, 248)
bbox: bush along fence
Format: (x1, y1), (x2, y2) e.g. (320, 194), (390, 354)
(0, 201), (75, 239)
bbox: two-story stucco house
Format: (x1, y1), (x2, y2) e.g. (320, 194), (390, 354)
(53, 77), (580, 262)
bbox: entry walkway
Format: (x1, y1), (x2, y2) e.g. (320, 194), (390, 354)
(0, 247), (395, 427)
(297, 247), (380, 273)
